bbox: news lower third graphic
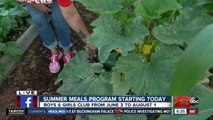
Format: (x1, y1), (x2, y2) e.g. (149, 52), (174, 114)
(174, 96), (199, 108)
(6, 108), (26, 116)
(16, 90), (38, 108)
(6, 90), (200, 115)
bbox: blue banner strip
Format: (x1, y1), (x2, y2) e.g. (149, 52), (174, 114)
(26, 108), (172, 115)
(27, 108), (46, 115)
(38, 96), (172, 102)
(46, 108), (66, 114)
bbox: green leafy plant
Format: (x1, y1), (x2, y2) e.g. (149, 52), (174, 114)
(57, 0), (213, 119)
(0, 0), (29, 40)
(0, 0), (29, 78)
(170, 24), (213, 95)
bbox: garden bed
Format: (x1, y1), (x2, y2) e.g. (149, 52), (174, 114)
(0, 25), (37, 85)
(0, 2), (97, 120)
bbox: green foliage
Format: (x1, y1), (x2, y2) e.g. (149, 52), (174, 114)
(0, 16), (12, 38)
(179, 0), (213, 7)
(0, 43), (6, 51)
(88, 15), (148, 63)
(194, 0), (213, 6)
(0, 0), (18, 8)
(153, 8), (213, 45)
(4, 41), (21, 61)
(121, 0), (135, 7)
(114, 45), (183, 95)
(134, 0), (182, 21)
(203, 4), (213, 16)
(111, 71), (131, 95)
(169, 24), (213, 95)
(57, 0), (213, 119)
(56, 51), (112, 95)
(189, 84), (213, 98)
(0, 0), (29, 77)
(0, 0), (28, 39)
(115, 8), (136, 27)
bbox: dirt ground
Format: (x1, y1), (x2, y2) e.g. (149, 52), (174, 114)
(0, 2), (97, 120)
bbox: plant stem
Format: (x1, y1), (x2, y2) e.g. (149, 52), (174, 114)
(146, 21), (155, 44)
(169, 10), (177, 22)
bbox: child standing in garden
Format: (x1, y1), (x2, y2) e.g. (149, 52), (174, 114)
(57, 0), (97, 60)
(17, 0), (96, 73)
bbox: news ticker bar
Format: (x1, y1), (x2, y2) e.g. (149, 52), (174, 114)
(38, 96), (172, 102)
(6, 108), (172, 115)
(39, 102), (172, 108)
(6, 108), (199, 115)
(174, 108), (199, 115)
(16, 93), (172, 102)
(17, 96), (173, 108)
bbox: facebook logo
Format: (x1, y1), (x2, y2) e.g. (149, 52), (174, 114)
(20, 96), (33, 108)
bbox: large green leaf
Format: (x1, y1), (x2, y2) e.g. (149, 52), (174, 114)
(56, 50), (112, 95)
(111, 71), (131, 95)
(4, 41), (21, 61)
(195, 0), (213, 6)
(0, 0), (17, 8)
(189, 84), (213, 98)
(121, 0), (135, 7)
(0, 16), (12, 37)
(0, 9), (9, 16)
(162, 96), (213, 120)
(88, 15), (148, 63)
(9, 7), (28, 17)
(169, 24), (213, 95)
(153, 8), (213, 45)
(89, 114), (147, 120)
(115, 8), (136, 26)
(76, 0), (122, 14)
(134, 0), (182, 21)
(180, 0), (213, 7)
(115, 45), (183, 95)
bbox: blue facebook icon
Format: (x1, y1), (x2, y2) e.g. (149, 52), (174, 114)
(20, 96), (33, 108)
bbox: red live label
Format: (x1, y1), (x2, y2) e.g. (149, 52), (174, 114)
(187, 108), (199, 114)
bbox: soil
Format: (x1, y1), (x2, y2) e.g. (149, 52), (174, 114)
(0, 2), (97, 120)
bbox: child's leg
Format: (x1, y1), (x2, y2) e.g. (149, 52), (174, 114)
(58, 0), (90, 40)
(26, 5), (58, 53)
(26, 5), (62, 73)
(58, 0), (97, 59)
(49, 1), (72, 55)
(50, 1), (74, 65)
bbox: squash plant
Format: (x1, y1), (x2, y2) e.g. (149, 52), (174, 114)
(56, 0), (213, 119)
